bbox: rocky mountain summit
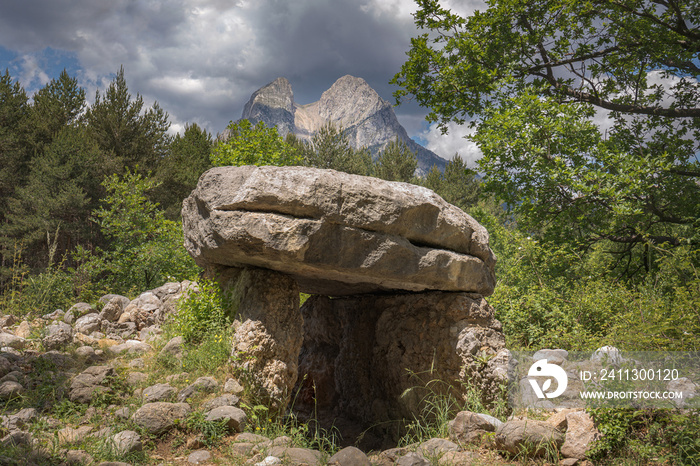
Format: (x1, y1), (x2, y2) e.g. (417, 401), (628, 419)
(237, 75), (447, 174)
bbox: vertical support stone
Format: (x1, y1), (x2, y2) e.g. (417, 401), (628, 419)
(207, 265), (302, 412)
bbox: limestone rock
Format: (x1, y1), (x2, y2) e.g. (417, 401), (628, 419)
(132, 402), (191, 435)
(73, 313), (102, 335)
(328, 446), (371, 466)
(205, 406), (247, 432)
(203, 394), (240, 411)
(449, 410), (499, 444)
(0, 381), (23, 400)
(237, 75), (447, 174)
(560, 411), (600, 459)
(68, 303), (96, 318)
(495, 419), (564, 457)
(160, 336), (185, 359)
(111, 430), (142, 455)
(212, 266), (302, 411)
(42, 321), (74, 350)
(142, 383), (176, 402)
(183, 165), (495, 296)
(69, 366), (115, 404)
(0, 332), (25, 349)
(99, 295), (130, 322)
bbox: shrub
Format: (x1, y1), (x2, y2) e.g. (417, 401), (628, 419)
(172, 279), (232, 343)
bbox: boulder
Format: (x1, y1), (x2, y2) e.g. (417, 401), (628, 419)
(42, 321), (74, 350)
(182, 165), (495, 296)
(560, 411), (600, 459)
(99, 295), (130, 322)
(73, 313), (102, 335)
(142, 383), (176, 403)
(111, 430), (142, 455)
(132, 402), (191, 435)
(495, 419), (564, 457)
(449, 410), (500, 444)
(205, 406), (247, 432)
(69, 365), (115, 404)
(328, 446), (371, 466)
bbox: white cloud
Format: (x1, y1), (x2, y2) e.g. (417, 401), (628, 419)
(421, 121), (482, 167)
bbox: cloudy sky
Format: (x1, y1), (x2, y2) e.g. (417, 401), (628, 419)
(0, 0), (486, 165)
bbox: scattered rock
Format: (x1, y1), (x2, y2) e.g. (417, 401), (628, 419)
(267, 447), (322, 466)
(187, 449), (211, 464)
(203, 394), (240, 411)
(43, 321), (74, 350)
(395, 452), (430, 466)
(127, 372), (148, 386)
(223, 377), (244, 395)
(65, 449), (95, 465)
(132, 402), (191, 435)
(328, 446), (371, 465)
(69, 303), (97, 318)
(449, 410), (499, 444)
(0, 381), (23, 400)
(142, 383), (176, 402)
(590, 346), (622, 365)
(69, 365), (115, 404)
(58, 426), (94, 445)
(0, 332), (26, 349)
(160, 336), (185, 359)
(111, 430), (142, 455)
(99, 296), (130, 323)
(74, 313), (103, 335)
(205, 406), (247, 432)
(14, 321), (32, 339)
(560, 411), (600, 459)
(0, 315), (18, 328)
(495, 419), (565, 457)
(417, 438), (460, 458)
(107, 339), (151, 355)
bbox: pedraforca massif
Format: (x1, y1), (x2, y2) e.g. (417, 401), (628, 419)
(231, 75), (447, 174)
(182, 166), (511, 441)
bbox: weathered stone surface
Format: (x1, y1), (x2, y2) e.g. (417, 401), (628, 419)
(69, 366), (115, 404)
(99, 295), (130, 323)
(111, 430), (142, 455)
(203, 394), (240, 411)
(43, 321), (74, 350)
(0, 332), (25, 349)
(58, 426), (93, 445)
(132, 402), (191, 435)
(560, 411), (600, 459)
(495, 420), (565, 457)
(211, 266), (302, 411)
(142, 383), (176, 402)
(295, 292), (507, 426)
(205, 406), (247, 432)
(74, 313), (102, 335)
(160, 336), (185, 359)
(183, 165), (495, 296)
(328, 446), (371, 466)
(267, 447), (322, 466)
(0, 381), (24, 400)
(449, 410), (499, 444)
(187, 449), (211, 464)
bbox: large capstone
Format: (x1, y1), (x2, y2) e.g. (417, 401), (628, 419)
(182, 165), (496, 296)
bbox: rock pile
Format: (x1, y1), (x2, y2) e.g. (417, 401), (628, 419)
(182, 165), (509, 440)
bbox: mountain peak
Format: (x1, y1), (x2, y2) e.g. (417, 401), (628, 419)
(234, 76), (447, 174)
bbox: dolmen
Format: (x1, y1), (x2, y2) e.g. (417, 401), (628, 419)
(182, 165), (510, 435)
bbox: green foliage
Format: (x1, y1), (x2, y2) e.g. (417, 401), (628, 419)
(374, 137), (418, 182)
(588, 408), (700, 465)
(423, 155), (480, 210)
(473, 206), (700, 351)
(74, 170), (198, 296)
(393, 0), (700, 275)
(301, 122), (374, 176)
(184, 411), (229, 446)
(211, 119), (302, 167)
(86, 66), (170, 173)
(171, 280), (232, 343)
(153, 123), (213, 219)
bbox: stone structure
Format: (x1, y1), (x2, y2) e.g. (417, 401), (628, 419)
(183, 165), (495, 296)
(182, 165), (508, 436)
